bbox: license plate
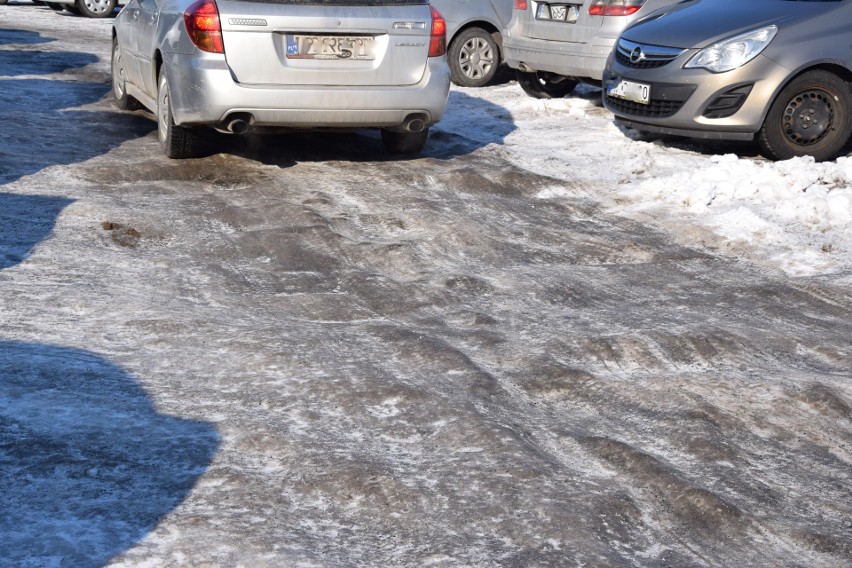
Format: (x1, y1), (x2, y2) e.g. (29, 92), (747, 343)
(607, 79), (651, 105)
(286, 35), (375, 60)
(535, 3), (579, 23)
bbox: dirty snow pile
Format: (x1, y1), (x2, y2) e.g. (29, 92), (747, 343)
(437, 84), (852, 280)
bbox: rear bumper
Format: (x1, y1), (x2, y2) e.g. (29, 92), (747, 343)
(502, 33), (615, 81)
(165, 53), (451, 129)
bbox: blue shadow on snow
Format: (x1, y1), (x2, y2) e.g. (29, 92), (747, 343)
(0, 27), (55, 46)
(0, 340), (220, 566)
(0, 192), (73, 269)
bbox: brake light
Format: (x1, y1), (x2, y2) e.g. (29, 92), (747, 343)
(429, 7), (447, 57)
(589, 0), (645, 16)
(514, 0), (528, 9)
(184, 0), (224, 54)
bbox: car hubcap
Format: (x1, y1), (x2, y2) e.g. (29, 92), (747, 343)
(85, 0), (111, 13)
(459, 38), (494, 80)
(783, 89), (835, 146)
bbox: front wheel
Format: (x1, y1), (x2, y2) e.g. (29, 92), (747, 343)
(158, 68), (202, 159)
(516, 70), (578, 99)
(75, 0), (115, 17)
(381, 128), (429, 155)
(448, 27), (500, 88)
(757, 70), (852, 162)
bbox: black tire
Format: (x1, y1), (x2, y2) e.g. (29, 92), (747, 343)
(111, 38), (142, 111)
(757, 70), (852, 162)
(381, 128), (429, 155)
(158, 68), (202, 159)
(0, 0), (10, 5)
(448, 27), (500, 88)
(32, 1), (46, 5)
(75, 0), (115, 17)
(516, 69), (578, 99)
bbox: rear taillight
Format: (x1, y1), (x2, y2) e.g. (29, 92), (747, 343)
(513, 0), (528, 10)
(588, 0), (645, 16)
(184, 0), (224, 54)
(429, 7), (447, 57)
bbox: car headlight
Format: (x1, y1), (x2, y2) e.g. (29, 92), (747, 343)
(685, 25), (777, 73)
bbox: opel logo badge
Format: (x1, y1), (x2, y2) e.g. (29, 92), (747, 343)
(630, 46), (645, 64)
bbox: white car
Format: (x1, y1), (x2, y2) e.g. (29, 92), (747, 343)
(111, 0), (451, 158)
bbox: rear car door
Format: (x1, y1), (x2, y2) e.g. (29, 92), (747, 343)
(134, 0), (161, 97)
(217, 0), (435, 87)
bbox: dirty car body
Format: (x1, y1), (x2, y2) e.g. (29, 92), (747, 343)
(111, 0), (451, 158)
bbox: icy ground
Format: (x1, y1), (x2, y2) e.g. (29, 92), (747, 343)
(1, 3), (850, 567)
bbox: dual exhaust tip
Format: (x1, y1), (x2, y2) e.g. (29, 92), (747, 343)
(218, 113), (428, 135)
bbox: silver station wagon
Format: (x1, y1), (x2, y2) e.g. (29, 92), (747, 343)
(111, 0), (451, 158)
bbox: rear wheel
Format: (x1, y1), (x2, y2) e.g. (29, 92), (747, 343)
(381, 128), (429, 155)
(111, 38), (141, 111)
(158, 68), (202, 159)
(75, 0), (115, 17)
(448, 27), (499, 88)
(757, 70), (852, 162)
(516, 70), (578, 99)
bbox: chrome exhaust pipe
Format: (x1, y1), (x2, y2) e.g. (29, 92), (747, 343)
(402, 114), (428, 132)
(216, 113), (253, 135)
(226, 118), (250, 135)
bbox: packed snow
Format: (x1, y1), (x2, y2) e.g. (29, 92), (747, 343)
(436, 84), (852, 280)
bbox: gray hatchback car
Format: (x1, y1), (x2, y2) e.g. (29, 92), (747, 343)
(111, 0), (450, 158)
(603, 0), (852, 161)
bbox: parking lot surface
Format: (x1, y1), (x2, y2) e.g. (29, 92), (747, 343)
(1, 4), (850, 566)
